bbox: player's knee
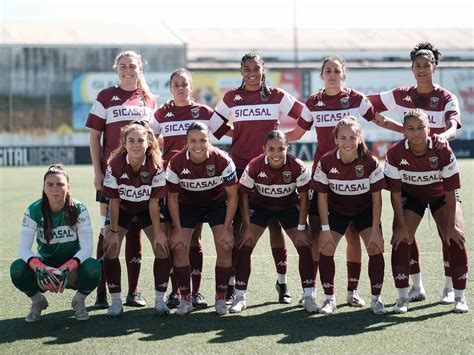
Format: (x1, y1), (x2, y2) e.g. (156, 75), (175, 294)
(217, 237), (233, 254)
(10, 259), (29, 283)
(319, 240), (336, 256)
(78, 258), (102, 283)
(345, 232), (361, 246)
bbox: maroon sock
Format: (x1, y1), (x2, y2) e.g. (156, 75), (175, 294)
(215, 266), (232, 300)
(235, 245), (254, 291)
(297, 246), (315, 289)
(154, 257), (171, 292)
(448, 243), (468, 290)
(104, 258), (121, 293)
(409, 240), (421, 274)
(96, 234), (107, 295)
(173, 265), (191, 300)
(169, 250), (179, 294)
(368, 253), (384, 295)
(347, 262), (361, 291)
(391, 243), (410, 289)
(232, 247), (239, 271)
(190, 244), (203, 294)
(272, 247), (288, 275)
(125, 222), (142, 293)
(442, 240), (452, 277)
(319, 254), (335, 295)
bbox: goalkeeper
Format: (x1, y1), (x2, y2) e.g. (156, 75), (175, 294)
(10, 164), (101, 322)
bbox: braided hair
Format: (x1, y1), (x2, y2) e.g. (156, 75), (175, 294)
(41, 164), (77, 243)
(410, 42), (441, 66)
(238, 52), (271, 100)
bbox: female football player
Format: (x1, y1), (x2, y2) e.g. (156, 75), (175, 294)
(229, 130), (317, 314)
(102, 121), (170, 317)
(370, 42), (462, 304)
(86, 50), (157, 309)
(286, 55), (401, 308)
(151, 68), (231, 309)
(214, 52), (305, 304)
(314, 117), (387, 315)
(384, 109), (468, 314)
(10, 164), (101, 322)
(166, 122), (239, 315)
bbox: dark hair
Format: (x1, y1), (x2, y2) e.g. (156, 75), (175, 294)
(239, 52), (271, 99)
(410, 42), (441, 66)
(108, 121), (162, 167)
(169, 68), (193, 87)
(403, 108), (429, 126)
(264, 130), (288, 146)
(186, 121), (209, 136)
(42, 164), (77, 243)
(334, 117), (368, 158)
(320, 55), (347, 77)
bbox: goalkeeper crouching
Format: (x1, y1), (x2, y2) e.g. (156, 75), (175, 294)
(10, 164), (101, 322)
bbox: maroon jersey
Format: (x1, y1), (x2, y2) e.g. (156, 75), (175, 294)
(298, 88), (375, 165)
(384, 138), (460, 204)
(166, 146), (238, 207)
(151, 103), (231, 166)
(214, 86), (303, 170)
(102, 153), (166, 214)
(369, 85), (461, 136)
(314, 149), (385, 216)
(85, 86), (157, 172)
(239, 154), (311, 212)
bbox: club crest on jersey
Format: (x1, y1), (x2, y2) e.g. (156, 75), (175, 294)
(191, 107), (200, 119)
(429, 157), (438, 169)
(283, 171), (292, 183)
(140, 172), (150, 184)
(355, 165), (364, 177)
(340, 97), (350, 109)
(207, 165), (216, 177)
(137, 95), (144, 106)
(430, 97), (440, 109)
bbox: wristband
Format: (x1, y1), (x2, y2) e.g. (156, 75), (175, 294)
(321, 224), (330, 231)
(297, 224), (306, 231)
(110, 229), (118, 234)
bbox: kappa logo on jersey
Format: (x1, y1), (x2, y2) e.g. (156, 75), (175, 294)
(233, 94), (243, 101)
(355, 165), (364, 178)
(329, 167), (340, 174)
(394, 273), (408, 281)
(403, 95), (412, 102)
(181, 168), (191, 175)
(430, 97), (440, 108)
(120, 173), (129, 179)
(165, 111), (175, 118)
(429, 156), (438, 169)
(282, 171), (292, 183)
(257, 171), (268, 178)
(399, 159), (410, 166)
(340, 97), (350, 109)
(316, 100), (325, 107)
(191, 107), (200, 119)
(111, 95), (121, 102)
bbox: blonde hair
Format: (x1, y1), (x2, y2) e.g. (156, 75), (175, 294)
(334, 117), (368, 158)
(108, 121), (162, 168)
(113, 50), (153, 98)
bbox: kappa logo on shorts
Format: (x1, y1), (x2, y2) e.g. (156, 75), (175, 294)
(111, 95), (121, 102)
(165, 112), (175, 118)
(233, 94), (243, 101)
(355, 165), (364, 177)
(429, 157), (438, 169)
(191, 107), (200, 119)
(206, 165), (216, 177)
(140, 172), (150, 184)
(283, 171), (292, 183)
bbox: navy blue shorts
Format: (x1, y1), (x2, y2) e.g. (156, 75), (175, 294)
(179, 200), (227, 229)
(328, 207), (374, 235)
(249, 205), (299, 230)
(401, 190), (461, 218)
(105, 205), (165, 230)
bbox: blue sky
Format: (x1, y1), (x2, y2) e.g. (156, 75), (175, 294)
(2, 0), (473, 28)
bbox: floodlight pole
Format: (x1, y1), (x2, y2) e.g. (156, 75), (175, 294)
(293, 0), (298, 68)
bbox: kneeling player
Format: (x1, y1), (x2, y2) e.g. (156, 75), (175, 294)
(315, 117), (387, 315)
(230, 130), (317, 314)
(10, 164), (101, 322)
(166, 122), (238, 315)
(102, 121), (170, 317)
(385, 109), (468, 314)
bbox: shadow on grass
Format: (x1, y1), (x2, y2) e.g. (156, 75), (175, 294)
(0, 301), (453, 346)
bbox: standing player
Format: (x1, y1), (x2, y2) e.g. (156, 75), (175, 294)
(384, 109), (468, 314)
(86, 50), (157, 309)
(229, 130), (317, 314)
(102, 121), (170, 317)
(151, 68), (231, 309)
(10, 164), (101, 322)
(214, 52), (305, 304)
(286, 56), (401, 307)
(314, 118), (387, 315)
(369, 42), (462, 303)
(166, 122), (238, 315)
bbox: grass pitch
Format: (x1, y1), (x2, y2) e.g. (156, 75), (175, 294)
(0, 161), (473, 353)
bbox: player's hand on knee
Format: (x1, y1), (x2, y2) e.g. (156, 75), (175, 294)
(446, 226), (465, 249)
(57, 258), (79, 293)
(170, 227), (185, 250)
(153, 231), (169, 257)
(104, 231), (119, 257)
(391, 225), (409, 250)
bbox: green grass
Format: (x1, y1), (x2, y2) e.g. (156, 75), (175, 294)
(0, 162), (473, 353)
